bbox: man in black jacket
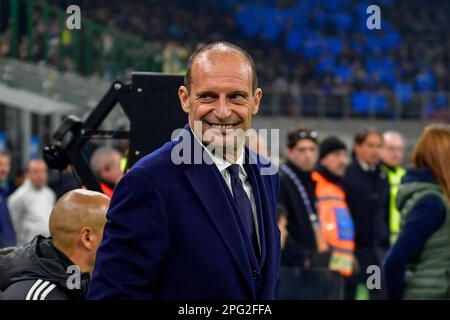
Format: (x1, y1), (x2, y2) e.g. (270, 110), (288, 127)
(0, 189), (109, 300)
(343, 128), (390, 300)
(278, 128), (319, 268)
(278, 128), (342, 299)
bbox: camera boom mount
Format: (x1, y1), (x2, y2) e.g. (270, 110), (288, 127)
(43, 80), (132, 192)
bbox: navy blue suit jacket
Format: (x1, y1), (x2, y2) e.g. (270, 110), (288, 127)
(88, 126), (280, 300)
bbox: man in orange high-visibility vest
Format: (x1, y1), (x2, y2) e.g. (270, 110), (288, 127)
(312, 136), (356, 278)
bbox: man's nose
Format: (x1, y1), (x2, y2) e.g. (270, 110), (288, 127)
(213, 96), (232, 120)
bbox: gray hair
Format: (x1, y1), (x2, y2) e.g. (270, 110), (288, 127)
(184, 41), (258, 93)
(90, 147), (121, 176)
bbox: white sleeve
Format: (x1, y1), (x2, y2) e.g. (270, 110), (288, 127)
(7, 191), (25, 236)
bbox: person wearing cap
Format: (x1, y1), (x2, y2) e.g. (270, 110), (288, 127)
(311, 136), (356, 298)
(278, 128), (341, 299)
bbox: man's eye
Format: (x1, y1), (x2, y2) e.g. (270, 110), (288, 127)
(231, 94), (245, 100)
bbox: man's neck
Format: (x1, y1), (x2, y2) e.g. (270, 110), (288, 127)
(190, 128), (244, 164)
(99, 178), (116, 190)
(380, 161), (398, 172)
(31, 185), (44, 191)
(213, 147), (243, 164)
(317, 164), (342, 184)
(52, 242), (90, 275)
(66, 250), (91, 276)
(286, 160), (312, 178)
(357, 158), (376, 171)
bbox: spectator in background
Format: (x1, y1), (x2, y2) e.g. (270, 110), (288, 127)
(380, 131), (406, 244)
(0, 189), (110, 300)
(279, 128), (320, 268)
(0, 151), (15, 199)
(7, 159), (56, 246)
(0, 151), (16, 247)
(384, 124), (450, 300)
(0, 27), (11, 57)
(89, 148), (123, 198)
(343, 128), (389, 300)
(162, 41), (189, 74)
(278, 128), (339, 299)
(312, 136), (356, 290)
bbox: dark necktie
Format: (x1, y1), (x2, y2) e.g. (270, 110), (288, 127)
(227, 164), (258, 255)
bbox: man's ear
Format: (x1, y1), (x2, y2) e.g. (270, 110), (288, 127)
(80, 227), (93, 250)
(319, 157), (326, 168)
(252, 88), (263, 115)
(353, 144), (361, 157)
(178, 86), (190, 114)
(285, 148), (291, 161)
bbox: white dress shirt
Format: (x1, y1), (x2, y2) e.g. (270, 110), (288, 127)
(7, 179), (56, 246)
(191, 130), (261, 250)
(358, 159), (376, 172)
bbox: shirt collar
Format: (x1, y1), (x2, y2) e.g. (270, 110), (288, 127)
(191, 128), (246, 175)
(358, 159), (376, 172)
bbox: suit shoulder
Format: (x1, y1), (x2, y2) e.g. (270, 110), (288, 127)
(131, 140), (176, 171)
(344, 161), (359, 177)
(7, 186), (25, 203)
(247, 148), (279, 178)
(118, 140), (182, 193)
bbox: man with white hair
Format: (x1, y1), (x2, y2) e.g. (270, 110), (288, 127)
(380, 131), (406, 244)
(89, 147), (123, 197)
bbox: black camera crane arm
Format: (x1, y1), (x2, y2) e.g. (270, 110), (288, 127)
(44, 81), (132, 193)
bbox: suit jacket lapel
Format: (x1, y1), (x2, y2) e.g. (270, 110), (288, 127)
(244, 149), (268, 269)
(182, 128), (255, 297)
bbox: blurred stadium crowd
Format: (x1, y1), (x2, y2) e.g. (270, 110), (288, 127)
(0, 0), (448, 117)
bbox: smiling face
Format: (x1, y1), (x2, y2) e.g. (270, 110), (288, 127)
(178, 48), (262, 158)
(380, 132), (405, 167)
(355, 133), (383, 166)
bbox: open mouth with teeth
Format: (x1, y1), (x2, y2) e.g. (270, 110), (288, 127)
(204, 121), (242, 132)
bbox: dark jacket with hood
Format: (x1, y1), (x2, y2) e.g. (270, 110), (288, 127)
(278, 161), (330, 268)
(0, 236), (90, 300)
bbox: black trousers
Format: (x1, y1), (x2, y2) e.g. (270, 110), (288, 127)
(276, 267), (345, 300)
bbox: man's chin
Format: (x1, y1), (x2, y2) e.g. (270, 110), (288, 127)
(203, 137), (242, 150)
(203, 128), (245, 144)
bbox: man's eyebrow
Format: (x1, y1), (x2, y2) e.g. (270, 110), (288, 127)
(228, 90), (249, 97)
(195, 91), (218, 97)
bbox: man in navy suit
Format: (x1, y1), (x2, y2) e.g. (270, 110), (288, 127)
(88, 41), (281, 300)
